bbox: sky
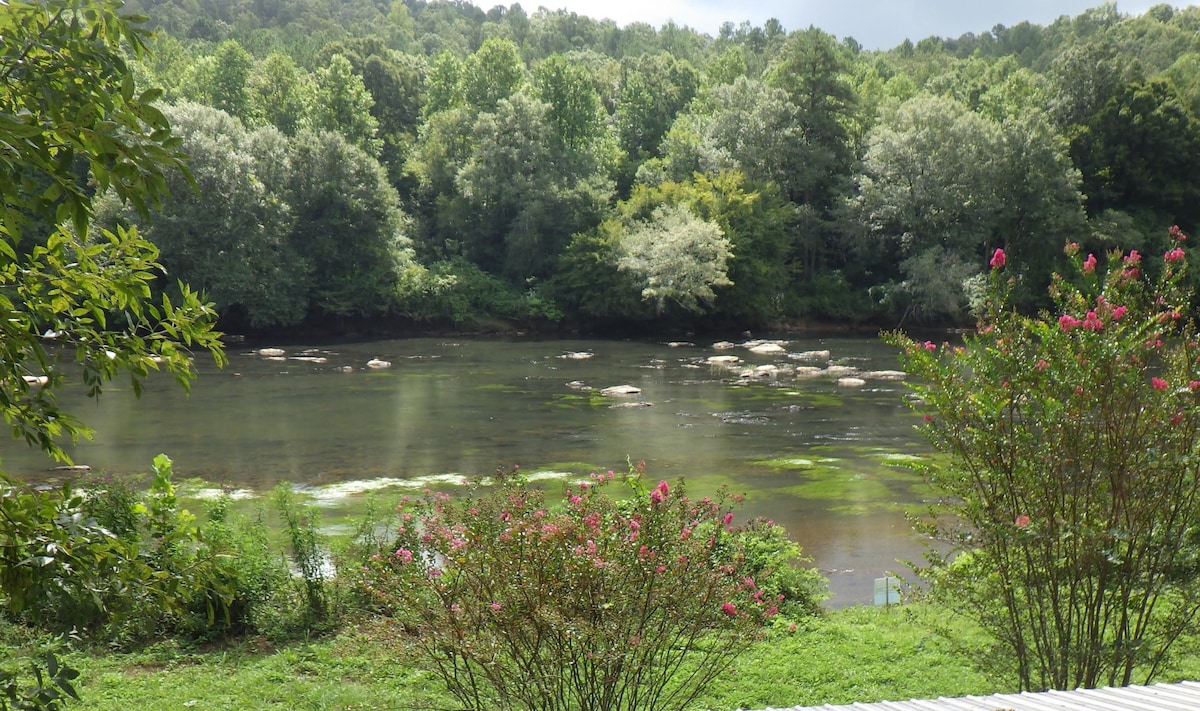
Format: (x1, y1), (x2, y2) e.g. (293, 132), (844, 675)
(480, 0), (1170, 50)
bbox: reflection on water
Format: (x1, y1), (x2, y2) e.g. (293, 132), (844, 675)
(1, 336), (936, 605)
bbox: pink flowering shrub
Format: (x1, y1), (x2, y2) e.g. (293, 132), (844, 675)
(886, 232), (1200, 692)
(350, 468), (797, 711)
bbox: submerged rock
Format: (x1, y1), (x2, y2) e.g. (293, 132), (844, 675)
(837, 377), (867, 387)
(566, 380), (592, 390)
(711, 341), (736, 350)
(862, 370), (907, 381)
(600, 384), (641, 396)
(559, 351), (593, 360)
(366, 359), (392, 369)
(256, 347), (286, 357)
(791, 349), (832, 362)
(610, 401), (652, 408)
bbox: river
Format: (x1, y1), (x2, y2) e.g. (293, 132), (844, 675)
(2, 336), (938, 606)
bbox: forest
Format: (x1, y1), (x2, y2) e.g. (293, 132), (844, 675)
(97, 0), (1200, 332)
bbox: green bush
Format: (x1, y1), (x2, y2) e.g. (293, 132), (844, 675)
(0, 456), (238, 646)
(349, 469), (805, 711)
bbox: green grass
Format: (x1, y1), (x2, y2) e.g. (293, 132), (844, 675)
(9, 601), (1200, 710)
(1, 604), (1012, 711)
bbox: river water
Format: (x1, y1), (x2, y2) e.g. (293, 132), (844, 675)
(2, 336), (937, 605)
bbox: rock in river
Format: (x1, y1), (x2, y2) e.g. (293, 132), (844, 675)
(600, 384), (641, 396)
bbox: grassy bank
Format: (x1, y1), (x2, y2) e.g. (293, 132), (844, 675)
(0, 604), (998, 710)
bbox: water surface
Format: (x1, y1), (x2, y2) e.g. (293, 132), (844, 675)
(2, 336), (935, 605)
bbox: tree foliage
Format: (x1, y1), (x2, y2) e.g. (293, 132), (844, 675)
(0, 0), (224, 460)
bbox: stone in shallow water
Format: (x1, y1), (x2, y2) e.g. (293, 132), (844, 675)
(862, 370), (907, 381)
(706, 355), (741, 366)
(748, 342), (786, 355)
(837, 377), (867, 387)
(366, 358), (392, 369)
(256, 347), (286, 357)
(559, 351), (593, 360)
(711, 341), (736, 350)
(600, 384), (641, 396)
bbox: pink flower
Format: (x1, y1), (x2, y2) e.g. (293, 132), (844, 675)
(723, 512), (734, 525)
(1015, 515), (1031, 528)
(990, 248), (1006, 270)
(1035, 359), (1049, 372)
(490, 603), (502, 611)
(649, 480), (670, 505)
(1189, 381), (1200, 391)
(1065, 242), (1080, 256)
(923, 414), (933, 423)
(1059, 314), (1082, 332)
(1083, 254), (1097, 273)
(1083, 311), (1103, 332)
(1165, 248), (1186, 263)
(1153, 377), (1169, 390)
(922, 340), (937, 352)
(1125, 250), (1142, 266)
(394, 548), (413, 564)
(721, 603), (738, 617)
(1170, 225), (1188, 242)
(1112, 306), (1127, 320)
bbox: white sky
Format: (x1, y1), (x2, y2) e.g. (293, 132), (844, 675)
(486, 1), (1171, 50)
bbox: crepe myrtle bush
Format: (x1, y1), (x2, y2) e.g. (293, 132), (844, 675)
(350, 466), (797, 711)
(886, 230), (1200, 691)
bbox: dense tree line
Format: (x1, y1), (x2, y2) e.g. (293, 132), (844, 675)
(106, 0), (1200, 331)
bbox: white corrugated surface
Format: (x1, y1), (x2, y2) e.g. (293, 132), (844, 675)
(761, 680), (1200, 711)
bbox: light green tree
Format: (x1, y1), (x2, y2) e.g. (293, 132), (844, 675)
(616, 204), (731, 313)
(308, 54), (382, 156)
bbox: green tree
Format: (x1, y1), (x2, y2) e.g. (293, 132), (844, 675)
(249, 52), (315, 135)
(101, 103), (310, 329)
(0, 0), (225, 459)
(766, 27), (858, 205)
(853, 95), (1085, 321)
(889, 234), (1200, 690)
(287, 130), (418, 318)
(455, 91), (613, 279)
(463, 37), (525, 113)
(1070, 79), (1200, 231)
(308, 54), (381, 156)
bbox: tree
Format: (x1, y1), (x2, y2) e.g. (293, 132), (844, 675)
(249, 52), (315, 135)
(658, 77), (810, 199)
(455, 91), (613, 279)
(287, 130), (418, 318)
(1, 2), (224, 702)
(616, 204), (731, 314)
(463, 37), (525, 113)
(1070, 79), (1200, 231)
(889, 235), (1200, 690)
(308, 54), (381, 156)
(101, 103), (311, 329)
(765, 27), (858, 206)
(0, 0), (224, 460)
(852, 95), (1085, 321)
